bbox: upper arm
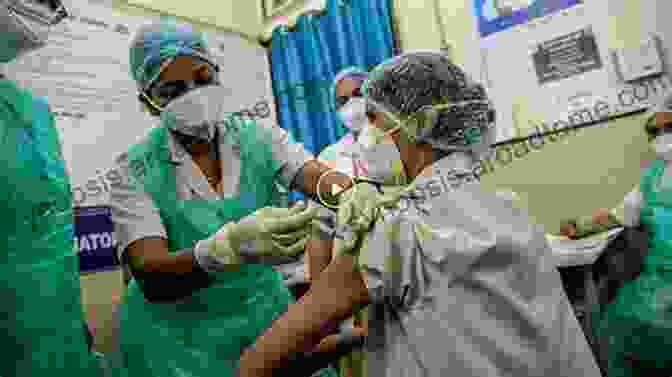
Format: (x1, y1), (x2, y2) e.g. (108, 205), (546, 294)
(306, 238), (333, 281)
(308, 253), (370, 319)
(236, 254), (368, 377)
(108, 153), (168, 266)
(306, 200), (337, 279)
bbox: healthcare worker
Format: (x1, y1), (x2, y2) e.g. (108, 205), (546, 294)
(309, 65), (410, 277)
(313, 67), (404, 377)
(318, 67), (369, 176)
(559, 93), (672, 376)
(111, 20), (350, 377)
(0, 0), (100, 376)
(236, 51), (602, 377)
(319, 66), (409, 186)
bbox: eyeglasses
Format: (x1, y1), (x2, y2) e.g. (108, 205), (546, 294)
(335, 87), (363, 110)
(147, 62), (218, 107)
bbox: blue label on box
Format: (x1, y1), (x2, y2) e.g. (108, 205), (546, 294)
(75, 206), (119, 273)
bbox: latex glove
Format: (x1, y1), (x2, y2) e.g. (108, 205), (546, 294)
(336, 182), (384, 234)
(333, 221), (369, 260)
(196, 204), (317, 270)
(334, 182), (413, 258)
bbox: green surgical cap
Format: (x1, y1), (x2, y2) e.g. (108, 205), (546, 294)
(129, 19), (217, 91)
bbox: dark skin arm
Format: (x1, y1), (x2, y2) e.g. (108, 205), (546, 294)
(125, 237), (214, 302)
(304, 238), (367, 355)
(306, 238), (334, 282)
(237, 253), (370, 377)
(122, 157), (343, 303)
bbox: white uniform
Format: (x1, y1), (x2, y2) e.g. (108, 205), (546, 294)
(357, 153), (602, 377)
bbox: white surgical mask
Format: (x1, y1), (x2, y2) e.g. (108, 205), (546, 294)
(652, 133), (672, 161)
(0, 0), (66, 63)
(160, 84), (229, 142)
(338, 97), (368, 132)
(359, 125), (407, 185)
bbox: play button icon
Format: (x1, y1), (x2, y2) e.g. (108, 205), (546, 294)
(316, 170), (355, 209)
(331, 183), (345, 196)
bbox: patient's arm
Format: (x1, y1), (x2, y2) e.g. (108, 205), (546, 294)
(312, 326), (366, 353)
(237, 254), (369, 377)
(306, 238), (333, 281)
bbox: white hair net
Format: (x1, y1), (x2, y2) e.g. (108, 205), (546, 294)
(362, 51), (496, 160)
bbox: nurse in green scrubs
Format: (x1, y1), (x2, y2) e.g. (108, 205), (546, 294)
(111, 20), (349, 377)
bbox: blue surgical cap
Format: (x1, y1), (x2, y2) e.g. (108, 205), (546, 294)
(330, 67), (368, 109)
(129, 19), (218, 91)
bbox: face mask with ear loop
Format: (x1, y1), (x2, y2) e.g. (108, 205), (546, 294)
(139, 60), (224, 145)
(338, 97), (368, 132)
(356, 105), (408, 186)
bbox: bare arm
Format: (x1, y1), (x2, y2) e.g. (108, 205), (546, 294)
(305, 238), (333, 281)
(125, 238), (213, 302)
(237, 254), (369, 377)
(110, 152), (216, 302)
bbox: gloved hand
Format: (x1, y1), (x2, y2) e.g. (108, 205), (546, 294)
(195, 204), (317, 271)
(333, 182), (412, 258)
(331, 182), (382, 258)
(336, 182), (383, 233)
